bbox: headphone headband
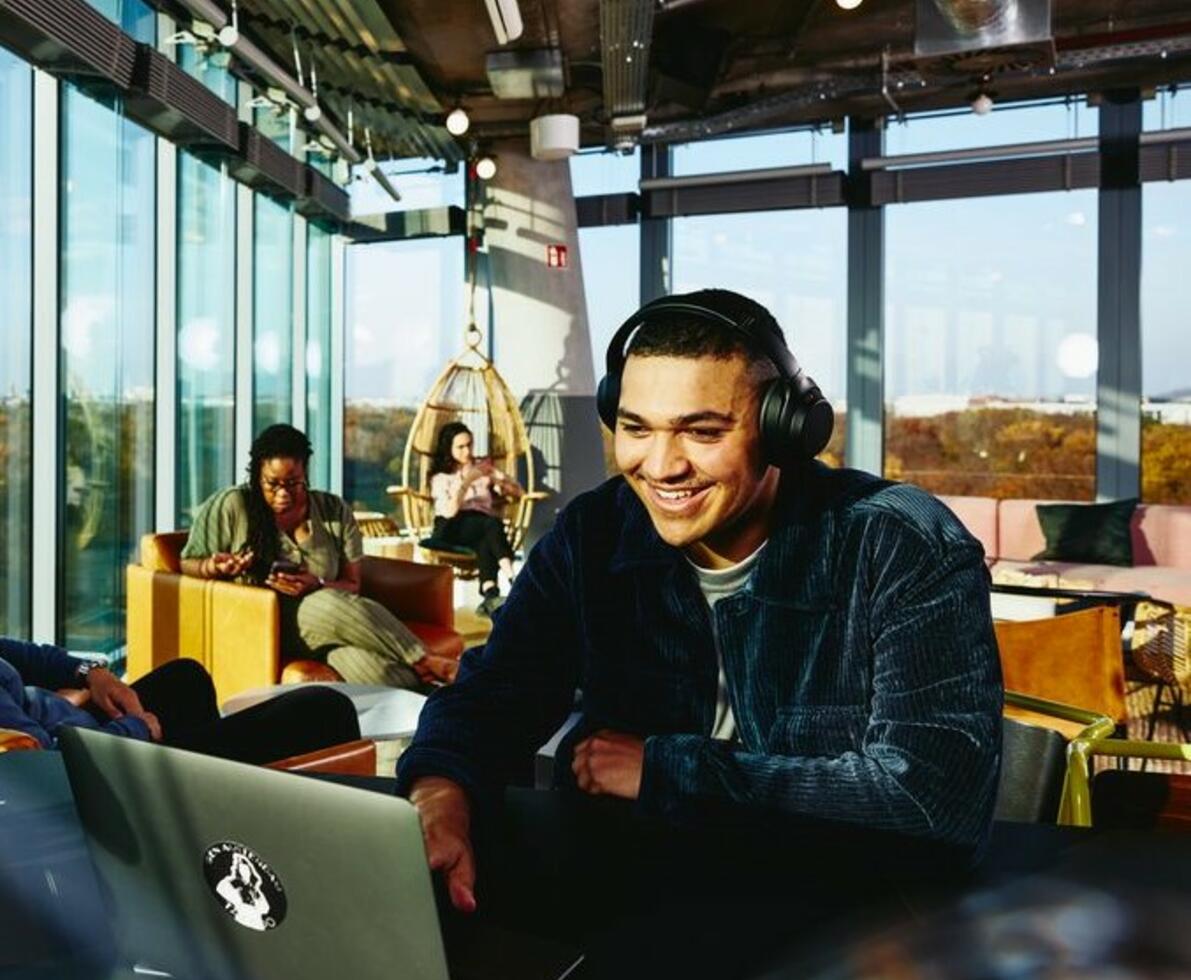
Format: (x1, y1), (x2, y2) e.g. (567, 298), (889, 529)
(604, 295), (799, 381)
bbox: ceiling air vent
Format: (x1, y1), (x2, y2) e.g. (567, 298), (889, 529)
(0, 0), (136, 86)
(125, 45), (238, 151)
(485, 49), (565, 100)
(227, 123), (306, 201)
(298, 169), (351, 224)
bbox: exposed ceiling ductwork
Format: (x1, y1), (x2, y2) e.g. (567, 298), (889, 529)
(599, 0), (655, 148)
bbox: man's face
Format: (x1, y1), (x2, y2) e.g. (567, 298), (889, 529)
(614, 353), (779, 566)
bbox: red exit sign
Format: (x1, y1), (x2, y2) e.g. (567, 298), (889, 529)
(546, 244), (568, 268)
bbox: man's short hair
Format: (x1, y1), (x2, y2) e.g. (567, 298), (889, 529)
(623, 294), (787, 381)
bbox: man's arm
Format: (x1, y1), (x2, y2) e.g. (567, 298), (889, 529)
(395, 518), (583, 910)
(0, 637), (90, 691)
(635, 517), (1002, 853)
(395, 518), (583, 804)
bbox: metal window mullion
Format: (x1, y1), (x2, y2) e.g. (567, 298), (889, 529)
(291, 212), (307, 432)
(329, 233), (345, 496)
(156, 137), (178, 530)
(845, 119), (885, 476)
(639, 142), (671, 304)
(235, 184), (255, 475)
(31, 69), (59, 643)
(1096, 95), (1142, 501)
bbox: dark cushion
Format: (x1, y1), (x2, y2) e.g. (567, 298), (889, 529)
(418, 537), (476, 558)
(1032, 498), (1137, 567)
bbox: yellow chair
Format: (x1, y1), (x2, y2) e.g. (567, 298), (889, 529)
(1001, 690), (1115, 826)
(126, 531), (463, 705)
(1064, 734), (1191, 830)
(996, 606), (1127, 740)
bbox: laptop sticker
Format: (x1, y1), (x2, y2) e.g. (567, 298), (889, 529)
(203, 841), (288, 931)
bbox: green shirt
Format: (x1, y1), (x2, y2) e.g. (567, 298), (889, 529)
(181, 485), (364, 582)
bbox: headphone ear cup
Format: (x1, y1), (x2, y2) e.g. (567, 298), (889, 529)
(596, 373), (620, 431)
(757, 378), (794, 466)
(758, 378), (835, 463)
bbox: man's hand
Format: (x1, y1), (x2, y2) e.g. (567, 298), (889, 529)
(409, 777), (476, 913)
(87, 667), (145, 719)
(86, 669), (163, 742)
(572, 729), (645, 800)
(414, 654), (459, 686)
(133, 710), (163, 742)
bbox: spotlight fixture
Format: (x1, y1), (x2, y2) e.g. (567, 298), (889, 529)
(970, 91), (994, 115)
(446, 106), (470, 136)
(475, 156), (497, 180)
(835, 0), (863, 9)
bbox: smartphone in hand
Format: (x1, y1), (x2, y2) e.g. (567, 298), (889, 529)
(269, 559), (302, 576)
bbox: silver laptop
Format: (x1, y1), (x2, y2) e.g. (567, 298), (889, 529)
(58, 726), (453, 980)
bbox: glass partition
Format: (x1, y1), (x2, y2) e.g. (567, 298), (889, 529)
(306, 223), (334, 490)
(1141, 180), (1191, 504)
(344, 238), (464, 514)
(885, 98), (1096, 156)
(176, 151), (236, 526)
(252, 194), (294, 436)
(0, 50), (33, 637)
(884, 190), (1098, 499)
(673, 127), (848, 175)
(60, 86), (156, 650)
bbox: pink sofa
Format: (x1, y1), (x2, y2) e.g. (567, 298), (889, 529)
(937, 496), (1191, 607)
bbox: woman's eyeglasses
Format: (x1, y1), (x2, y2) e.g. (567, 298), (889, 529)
(262, 477), (307, 494)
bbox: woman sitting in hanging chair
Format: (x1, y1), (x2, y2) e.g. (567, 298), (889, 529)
(428, 421), (523, 616)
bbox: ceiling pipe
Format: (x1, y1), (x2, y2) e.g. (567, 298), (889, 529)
(170, 0), (362, 166)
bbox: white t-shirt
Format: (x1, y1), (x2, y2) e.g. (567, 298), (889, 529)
(686, 542), (767, 742)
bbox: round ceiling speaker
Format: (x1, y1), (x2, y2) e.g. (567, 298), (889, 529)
(530, 114), (580, 161)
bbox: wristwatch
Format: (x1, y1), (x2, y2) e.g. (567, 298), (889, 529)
(73, 659), (107, 686)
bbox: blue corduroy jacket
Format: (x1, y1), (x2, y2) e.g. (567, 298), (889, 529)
(396, 462), (1003, 853)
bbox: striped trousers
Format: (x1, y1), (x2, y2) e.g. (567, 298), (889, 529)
(282, 589), (425, 690)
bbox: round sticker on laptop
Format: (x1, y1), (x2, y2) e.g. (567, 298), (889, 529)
(203, 841), (287, 931)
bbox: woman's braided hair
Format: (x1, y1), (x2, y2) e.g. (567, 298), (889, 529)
(243, 424), (312, 583)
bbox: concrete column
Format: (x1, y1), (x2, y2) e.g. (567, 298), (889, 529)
(482, 142), (607, 545)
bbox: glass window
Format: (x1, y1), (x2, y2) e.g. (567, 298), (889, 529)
(176, 152), (236, 527)
(253, 194), (294, 436)
(673, 127), (848, 176)
(348, 158), (464, 216)
(60, 86), (156, 651)
(84, 0), (155, 42)
(577, 225), (640, 374)
(306, 223), (334, 490)
(1141, 181), (1191, 504)
(0, 50), (32, 638)
(345, 238), (465, 514)
(884, 191), (1098, 499)
(672, 209), (848, 466)
(570, 149), (639, 197)
(885, 98), (1095, 157)
(178, 45), (237, 103)
(1144, 84), (1191, 131)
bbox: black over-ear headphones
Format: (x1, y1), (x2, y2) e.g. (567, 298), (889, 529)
(595, 289), (834, 466)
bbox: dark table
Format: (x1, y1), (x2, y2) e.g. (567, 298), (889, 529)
(4, 755), (1191, 979)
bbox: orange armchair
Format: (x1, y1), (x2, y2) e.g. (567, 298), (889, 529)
(127, 532), (463, 704)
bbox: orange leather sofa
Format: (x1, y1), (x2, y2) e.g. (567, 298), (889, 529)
(126, 532), (463, 704)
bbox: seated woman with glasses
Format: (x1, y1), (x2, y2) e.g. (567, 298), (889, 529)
(428, 421), (523, 616)
(179, 423), (457, 689)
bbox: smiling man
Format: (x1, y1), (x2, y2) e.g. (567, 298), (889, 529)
(396, 289), (1002, 918)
